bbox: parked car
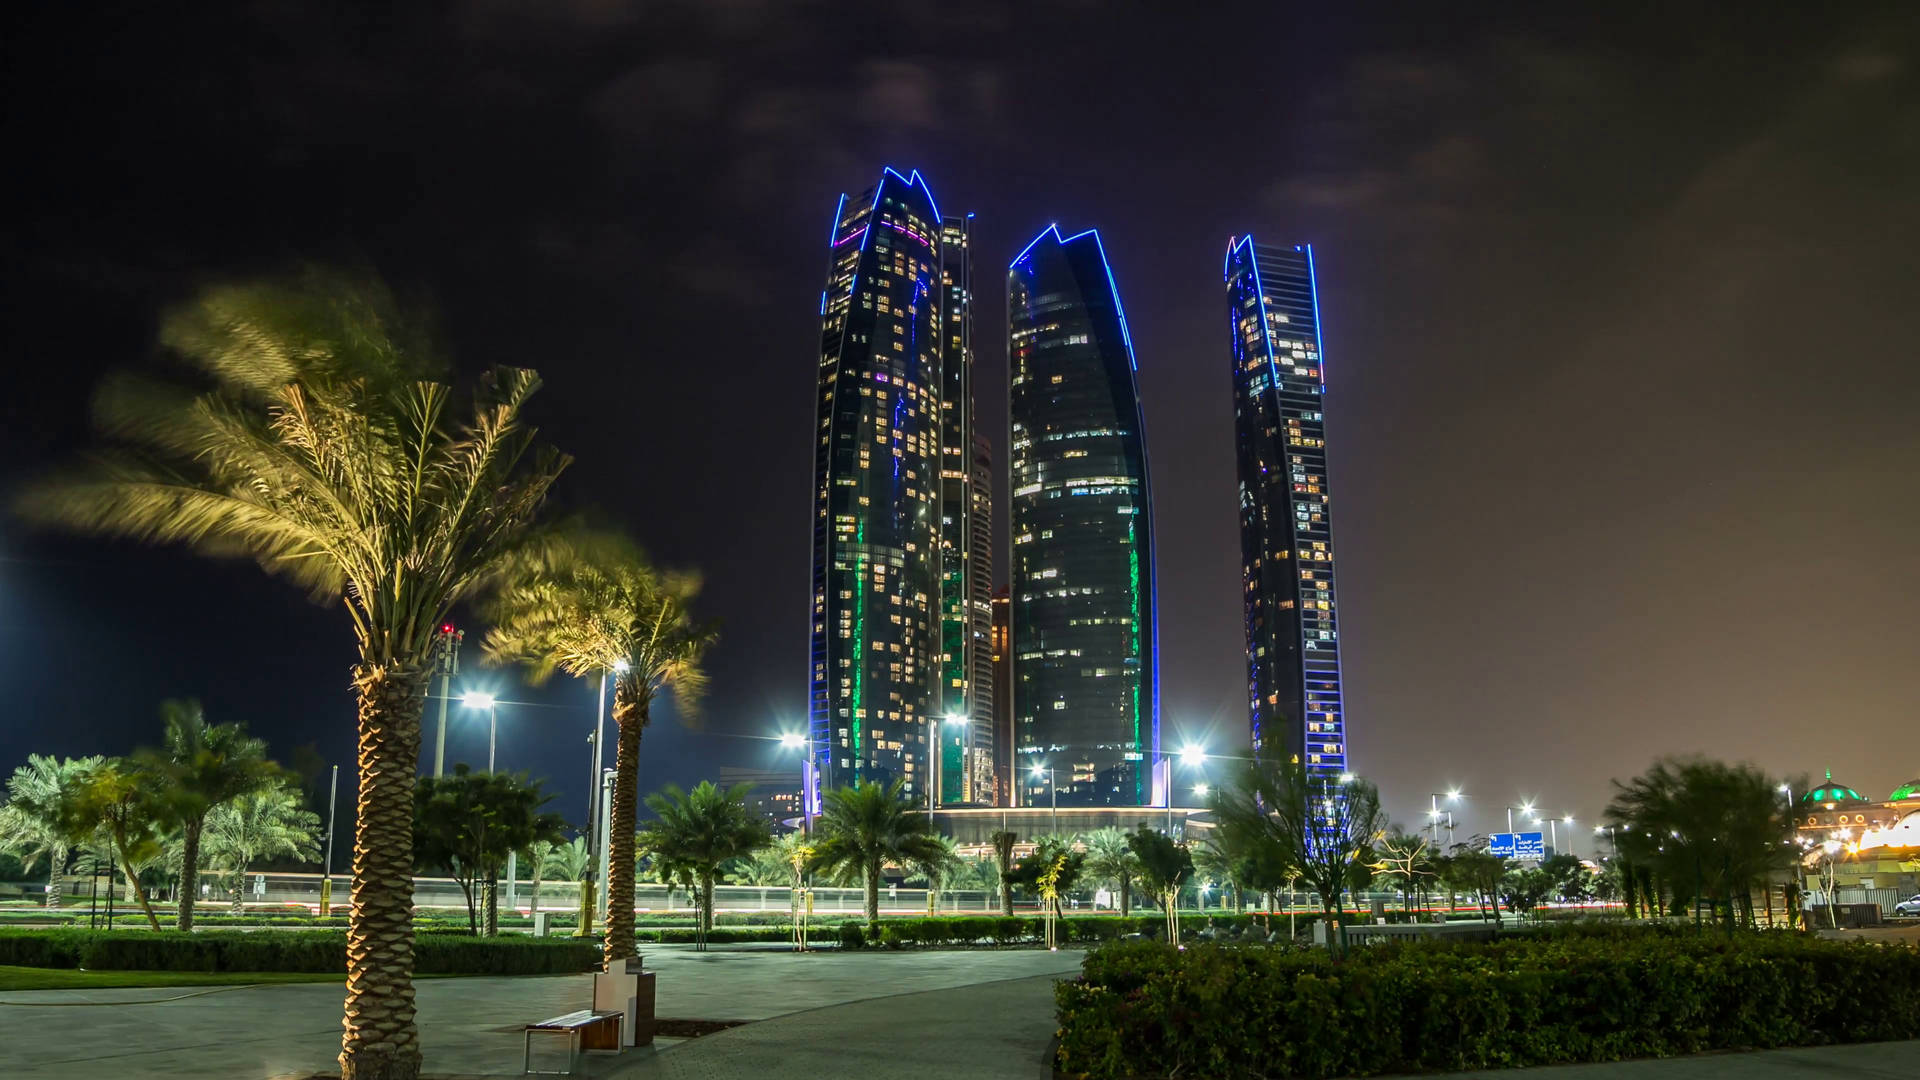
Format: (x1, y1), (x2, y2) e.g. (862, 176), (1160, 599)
(1894, 894), (1920, 917)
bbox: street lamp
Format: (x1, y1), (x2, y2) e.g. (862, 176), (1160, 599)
(461, 692), (498, 772)
(1193, 783), (1210, 798)
(1179, 744), (1206, 767)
(1031, 763), (1058, 831)
(1506, 802), (1534, 834)
(778, 732), (816, 834)
(1428, 790), (1464, 845)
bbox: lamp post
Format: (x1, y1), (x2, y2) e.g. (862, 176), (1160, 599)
(1506, 802), (1534, 835)
(1031, 763), (1057, 832)
(779, 732), (817, 834)
(461, 692), (499, 772)
(1428, 790), (1463, 846)
(431, 624), (464, 778)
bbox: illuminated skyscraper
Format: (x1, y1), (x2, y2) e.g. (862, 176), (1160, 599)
(810, 168), (947, 799)
(936, 213), (993, 805)
(1222, 237), (1346, 782)
(1008, 225), (1159, 807)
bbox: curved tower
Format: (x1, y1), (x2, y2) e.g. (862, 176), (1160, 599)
(1008, 225), (1159, 806)
(810, 168), (946, 799)
(1223, 237), (1346, 782)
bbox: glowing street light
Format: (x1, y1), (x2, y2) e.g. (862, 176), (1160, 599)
(1179, 744), (1207, 767)
(1193, 783), (1210, 797)
(460, 692), (498, 772)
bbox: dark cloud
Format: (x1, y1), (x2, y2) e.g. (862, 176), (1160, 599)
(4, 2), (1916, 834)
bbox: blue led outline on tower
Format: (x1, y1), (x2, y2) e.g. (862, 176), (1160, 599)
(1007, 222), (1161, 800)
(812, 166), (946, 799)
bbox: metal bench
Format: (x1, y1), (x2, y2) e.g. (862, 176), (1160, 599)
(523, 1009), (623, 1075)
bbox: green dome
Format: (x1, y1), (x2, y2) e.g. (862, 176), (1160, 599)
(1891, 778), (1920, 801)
(1802, 769), (1866, 807)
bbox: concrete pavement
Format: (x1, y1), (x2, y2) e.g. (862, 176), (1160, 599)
(0, 945), (1084, 1078)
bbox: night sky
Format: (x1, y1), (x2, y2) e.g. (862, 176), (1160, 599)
(5, 3), (1916, 844)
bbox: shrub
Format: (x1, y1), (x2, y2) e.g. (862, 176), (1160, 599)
(1056, 930), (1920, 1078)
(0, 928), (597, 975)
(835, 921), (867, 950)
(646, 927), (791, 945)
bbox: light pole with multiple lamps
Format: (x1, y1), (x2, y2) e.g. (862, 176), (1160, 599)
(1427, 790), (1463, 846)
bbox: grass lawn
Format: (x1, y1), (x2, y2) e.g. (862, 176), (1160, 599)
(0, 966), (346, 991)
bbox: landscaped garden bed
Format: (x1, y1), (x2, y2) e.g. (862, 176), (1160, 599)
(1054, 924), (1920, 1078)
(0, 928), (599, 975)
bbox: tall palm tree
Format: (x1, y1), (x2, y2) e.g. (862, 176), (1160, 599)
(636, 782), (769, 933)
(1081, 827), (1141, 916)
(205, 784), (321, 913)
(0, 754), (104, 908)
(135, 700), (281, 930)
(808, 780), (945, 932)
(17, 274), (568, 1080)
(480, 529), (712, 968)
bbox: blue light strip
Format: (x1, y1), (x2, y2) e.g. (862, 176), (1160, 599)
(1008, 223), (1061, 268)
(827, 192), (847, 246)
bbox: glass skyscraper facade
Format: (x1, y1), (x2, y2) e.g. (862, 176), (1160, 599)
(810, 168), (947, 798)
(1008, 225), (1159, 807)
(936, 214), (993, 805)
(1223, 237), (1346, 781)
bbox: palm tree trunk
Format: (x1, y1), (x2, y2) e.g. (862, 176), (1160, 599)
(483, 877), (499, 937)
(177, 818), (203, 932)
(701, 870), (715, 932)
(115, 839), (162, 931)
(602, 685), (646, 971)
(530, 863), (542, 916)
(46, 861), (63, 909)
(1119, 872), (1131, 917)
(232, 869), (246, 915)
(865, 864), (880, 931)
(340, 661), (428, 1080)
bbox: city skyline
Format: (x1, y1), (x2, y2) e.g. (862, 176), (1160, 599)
(5, 4), (1914, 838)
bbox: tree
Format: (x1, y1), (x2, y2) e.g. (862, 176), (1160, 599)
(989, 830), (1019, 916)
(481, 529), (712, 969)
(1541, 852), (1596, 903)
(415, 767), (566, 935)
(1604, 756), (1796, 927)
(19, 273), (568, 1080)
(1082, 827), (1142, 916)
(204, 783), (321, 913)
(58, 760), (168, 929)
(1500, 865), (1554, 916)
(1372, 832), (1437, 912)
(522, 840), (557, 914)
(636, 782), (769, 934)
(136, 700), (281, 931)
(1446, 849), (1506, 924)
(807, 780), (945, 931)
(1005, 835), (1084, 919)
(1209, 755), (1387, 952)
(0, 754), (104, 908)
(1126, 826), (1193, 944)
(905, 833), (964, 915)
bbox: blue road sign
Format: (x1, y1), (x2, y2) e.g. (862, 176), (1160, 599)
(1489, 832), (1516, 858)
(1514, 832), (1546, 860)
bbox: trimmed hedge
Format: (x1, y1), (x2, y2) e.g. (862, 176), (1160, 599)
(0, 928), (598, 975)
(1056, 928), (1920, 1078)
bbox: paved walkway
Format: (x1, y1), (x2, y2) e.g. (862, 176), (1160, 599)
(1393, 1041), (1918, 1079)
(0, 946), (1083, 1078)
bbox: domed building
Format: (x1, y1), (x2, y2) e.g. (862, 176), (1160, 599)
(1796, 768), (1920, 898)
(1796, 770), (1883, 833)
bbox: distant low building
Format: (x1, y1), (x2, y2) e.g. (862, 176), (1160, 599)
(716, 767), (803, 828)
